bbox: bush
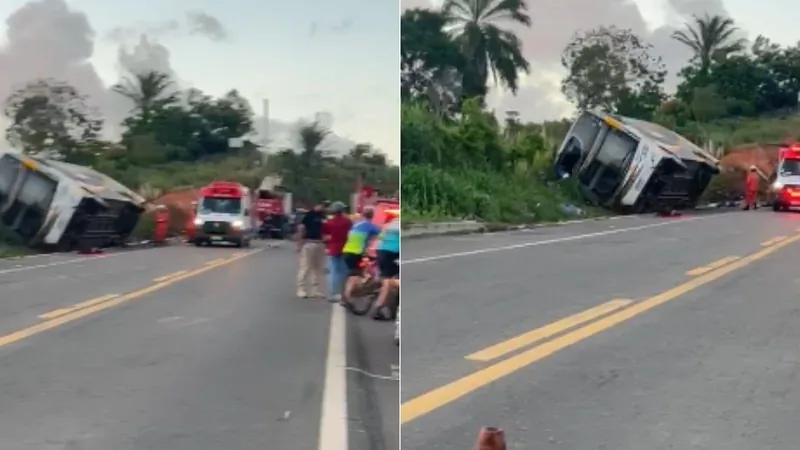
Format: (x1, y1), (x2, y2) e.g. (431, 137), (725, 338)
(401, 100), (588, 223)
(402, 165), (587, 223)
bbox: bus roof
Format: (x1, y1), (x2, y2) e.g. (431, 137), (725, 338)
(1, 152), (146, 206)
(587, 110), (719, 167)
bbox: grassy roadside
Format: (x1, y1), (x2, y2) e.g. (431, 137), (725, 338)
(401, 166), (606, 228)
(0, 244), (32, 259)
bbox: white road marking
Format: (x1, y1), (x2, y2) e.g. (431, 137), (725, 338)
(317, 305), (348, 450)
(0, 253), (120, 275)
(402, 215), (712, 265)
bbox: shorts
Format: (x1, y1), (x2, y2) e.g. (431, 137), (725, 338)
(376, 250), (399, 278)
(343, 253), (364, 276)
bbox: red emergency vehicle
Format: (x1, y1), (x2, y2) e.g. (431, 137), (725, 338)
(192, 181), (254, 247)
(771, 144), (800, 211)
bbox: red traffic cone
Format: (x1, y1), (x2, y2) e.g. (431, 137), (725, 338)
(474, 427), (506, 450)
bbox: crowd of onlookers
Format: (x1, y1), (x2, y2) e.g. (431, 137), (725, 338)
(294, 200), (399, 320)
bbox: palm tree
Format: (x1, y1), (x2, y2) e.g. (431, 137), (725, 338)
(442, 0), (531, 98)
(672, 14), (747, 74)
(112, 71), (179, 122)
(297, 121), (330, 169)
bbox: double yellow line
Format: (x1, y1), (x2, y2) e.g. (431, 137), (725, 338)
(400, 234), (800, 424)
(0, 250), (260, 349)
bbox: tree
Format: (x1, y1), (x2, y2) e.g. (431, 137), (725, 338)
(672, 14), (746, 75)
(442, 0), (531, 99)
(112, 70), (178, 124)
(184, 89), (255, 159)
(3, 79), (103, 160)
(297, 121), (330, 169)
(401, 8), (465, 113)
(561, 26), (666, 117)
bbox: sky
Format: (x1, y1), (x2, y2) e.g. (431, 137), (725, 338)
(401, 0), (800, 124)
(0, 0), (400, 162)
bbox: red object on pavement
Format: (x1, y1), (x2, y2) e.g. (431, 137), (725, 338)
(153, 207), (169, 245)
(474, 427), (506, 450)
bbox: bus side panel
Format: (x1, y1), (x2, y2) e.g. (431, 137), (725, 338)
(41, 183), (84, 245)
(619, 142), (665, 206)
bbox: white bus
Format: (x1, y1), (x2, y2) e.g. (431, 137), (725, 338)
(0, 151), (146, 251)
(554, 110), (720, 213)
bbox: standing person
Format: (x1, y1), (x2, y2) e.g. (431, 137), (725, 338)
(322, 201), (352, 303)
(744, 166), (760, 210)
(341, 207), (381, 306)
(296, 202), (327, 298)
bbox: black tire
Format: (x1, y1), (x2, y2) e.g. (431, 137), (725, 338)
(349, 288), (379, 316)
(773, 202), (782, 212)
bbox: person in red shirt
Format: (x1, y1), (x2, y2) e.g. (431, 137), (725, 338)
(744, 166), (760, 210)
(322, 201), (352, 302)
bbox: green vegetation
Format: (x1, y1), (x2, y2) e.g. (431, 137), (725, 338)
(1, 70), (398, 255)
(402, 4), (800, 222)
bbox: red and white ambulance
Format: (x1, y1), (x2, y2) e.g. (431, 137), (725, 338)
(192, 181), (255, 247)
(771, 144), (800, 211)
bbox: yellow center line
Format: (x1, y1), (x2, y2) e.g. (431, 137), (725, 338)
(153, 270), (188, 282)
(0, 249), (261, 349)
(686, 255), (740, 276)
(204, 258), (224, 266)
(762, 236), (787, 247)
(400, 234), (800, 425)
(38, 294), (120, 320)
(465, 299), (633, 362)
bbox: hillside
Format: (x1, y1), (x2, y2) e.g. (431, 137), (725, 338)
(401, 7), (800, 223)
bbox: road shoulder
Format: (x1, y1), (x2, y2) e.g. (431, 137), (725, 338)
(346, 310), (399, 450)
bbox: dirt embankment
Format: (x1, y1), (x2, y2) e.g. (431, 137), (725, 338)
(703, 144), (782, 202)
(147, 188), (200, 214)
(719, 144), (781, 177)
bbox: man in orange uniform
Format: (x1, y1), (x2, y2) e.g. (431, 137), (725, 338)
(744, 166), (760, 210)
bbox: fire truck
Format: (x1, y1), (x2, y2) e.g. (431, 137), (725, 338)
(255, 175), (292, 239)
(192, 181), (255, 247)
(351, 185), (399, 222)
(770, 143), (800, 211)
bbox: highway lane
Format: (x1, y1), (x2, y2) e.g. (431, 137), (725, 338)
(0, 241), (398, 450)
(401, 210), (800, 449)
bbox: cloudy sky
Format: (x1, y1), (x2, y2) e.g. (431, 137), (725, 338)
(0, 0), (399, 161)
(402, 0), (799, 124)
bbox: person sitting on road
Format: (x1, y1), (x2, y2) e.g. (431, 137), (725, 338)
(340, 207), (381, 306)
(370, 210), (400, 321)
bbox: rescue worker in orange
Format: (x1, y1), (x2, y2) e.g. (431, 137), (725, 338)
(744, 166), (760, 210)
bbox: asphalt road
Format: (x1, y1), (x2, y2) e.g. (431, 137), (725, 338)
(402, 210), (800, 450)
(0, 240), (398, 450)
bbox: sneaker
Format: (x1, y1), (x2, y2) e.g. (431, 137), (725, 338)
(297, 291), (308, 298)
(329, 294), (342, 303)
(311, 292), (325, 299)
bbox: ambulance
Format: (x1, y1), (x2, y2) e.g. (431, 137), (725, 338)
(770, 143), (800, 211)
(192, 181), (255, 247)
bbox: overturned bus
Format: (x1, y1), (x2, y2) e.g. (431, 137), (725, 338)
(0, 151), (146, 252)
(554, 110), (720, 213)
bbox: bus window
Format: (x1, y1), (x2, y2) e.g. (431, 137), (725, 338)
(0, 155), (22, 207)
(557, 113), (604, 176)
(578, 129), (638, 202)
(6, 170), (57, 239)
(572, 113), (603, 150)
